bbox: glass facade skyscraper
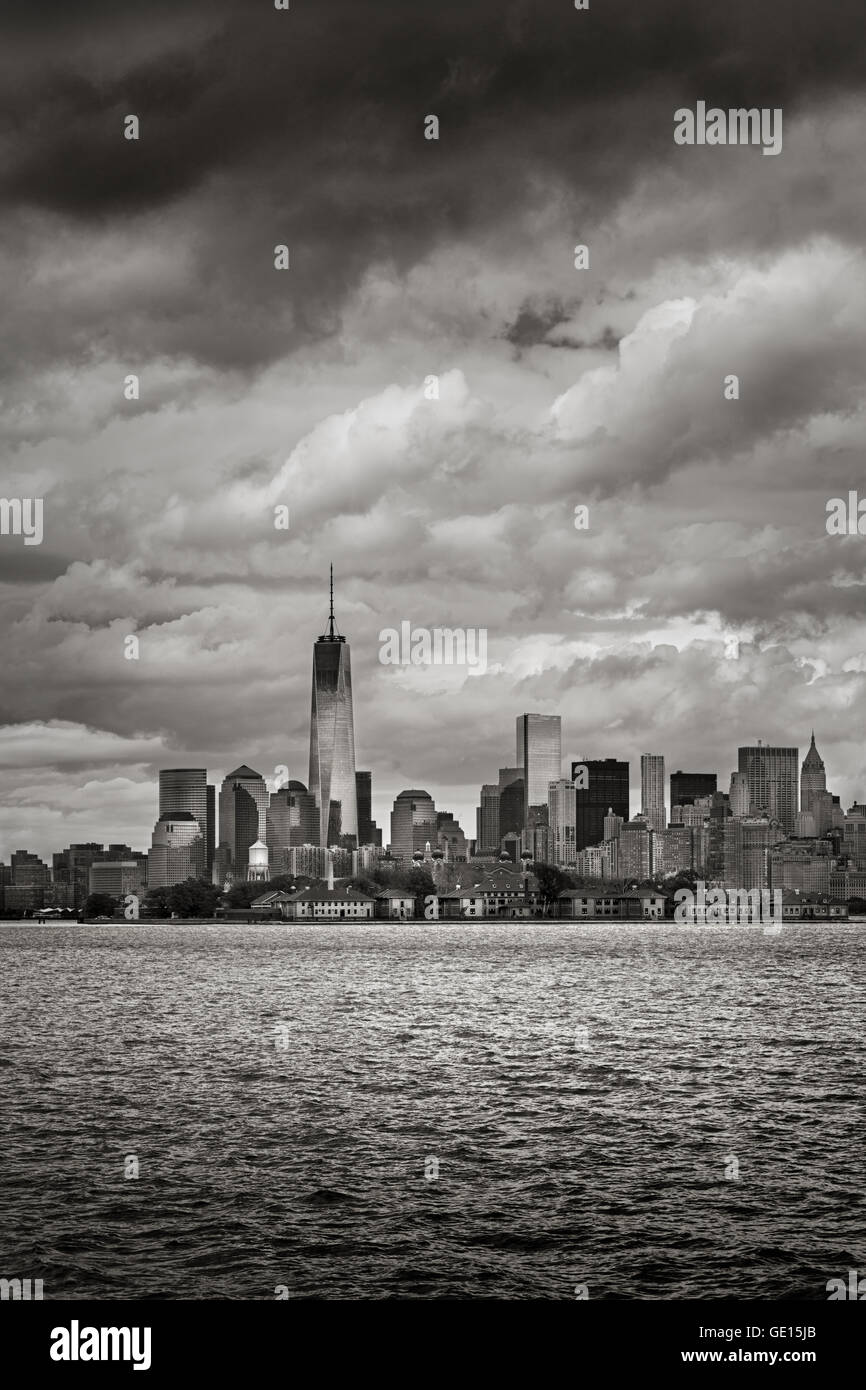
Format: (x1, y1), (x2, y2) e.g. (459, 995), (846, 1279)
(516, 714), (561, 823)
(670, 771), (717, 808)
(159, 768), (213, 877)
(217, 765), (268, 878)
(309, 569), (358, 847)
(572, 758), (629, 850)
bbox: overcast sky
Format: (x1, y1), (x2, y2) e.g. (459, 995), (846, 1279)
(1, 0), (865, 860)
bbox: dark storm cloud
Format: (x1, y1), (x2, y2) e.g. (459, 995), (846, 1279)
(2, 1), (865, 373)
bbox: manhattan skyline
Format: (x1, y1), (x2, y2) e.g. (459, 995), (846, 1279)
(2, 2), (866, 861)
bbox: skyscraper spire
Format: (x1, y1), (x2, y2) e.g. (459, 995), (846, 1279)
(328, 563), (335, 640)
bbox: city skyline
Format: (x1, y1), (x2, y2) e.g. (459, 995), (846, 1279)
(0, 717), (852, 871)
(3, 4), (866, 871)
(5, 552), (860, 862)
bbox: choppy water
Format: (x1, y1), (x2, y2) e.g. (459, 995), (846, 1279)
(1, 921), (863, 1300)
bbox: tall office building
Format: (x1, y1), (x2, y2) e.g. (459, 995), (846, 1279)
(738, 744), (799, 833)
(516, 714), (561, 824)
(548, 779), (577, 867)
(355, 771), (381, 846)
(89, 860), (147, 898)
(498, 778), (525, 841)
(573, 759), (629, 850)
(476, 784), (500, 853)
(218, 766), (268, 878)
(149, 812), (205, 887)
(800, 733), (827, 815)
(309, 568), (358, 847)
(11, 850), (51, 888)
(618, 817), (653, 879)
(722, 815), (783, 891)
(389, 790), (437, 862)
(641, 754), (666, 834)
(729, 771), (751, 818)
(52, 843), (105, 908)
(159, 769), (213, 877)
(670, 771), (717, 808)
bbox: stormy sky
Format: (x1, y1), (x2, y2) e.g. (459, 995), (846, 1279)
(1, 0), (865, 860)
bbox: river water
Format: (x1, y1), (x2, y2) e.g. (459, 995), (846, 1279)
(1, 921), (862, 1300)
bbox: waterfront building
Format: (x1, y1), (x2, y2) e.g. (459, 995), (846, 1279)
(376, 888), (416, 919)
(558, 890), (665, 920)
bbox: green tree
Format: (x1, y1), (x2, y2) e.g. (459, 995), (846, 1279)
(83, 892), (118, 918)
(166, 877), (223, 919)
(531, 862), (575, 916)
(225, 873), (301, 908)
(143, 884), (171, 917)
(403, 866), (435, 915)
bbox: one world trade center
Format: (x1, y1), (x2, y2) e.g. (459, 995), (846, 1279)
(308, 566), (358, 847)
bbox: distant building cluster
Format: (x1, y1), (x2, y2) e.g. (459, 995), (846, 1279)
(1, 566), (864, 921)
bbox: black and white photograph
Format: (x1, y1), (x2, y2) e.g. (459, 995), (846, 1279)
(1, 0), (864, 1362)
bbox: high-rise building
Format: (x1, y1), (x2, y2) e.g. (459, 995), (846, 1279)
(573, 759), (629, 850)
(498, 778), (525, 842)
(706, 791), (732, 879)
(88, 861), (147, 898)
(53, 843), (106, 907)
(498, 767), (522, 789)
(389, 790), (437, 862)
(603, 807), (624, 841)
(355, 771), (380, 845)
(641, 754), (666, 834)
(159, 769), (213, 877)
(476, 784), (500, 853)
(148, 812), (205, 887)
(738, 744), (799, 833)
(218, 766), (268, 878)
(618, 817), (653, 880)
(800, 733), (827, 816)
(670, 771), (717, 808)
(436, 813), (467, 861)
(722, 814), (784, 891)
(516, 714), (562, 824)
(11, 850), (51, 888)
(729, 771), (751, 818)
(655, 825), (695, 876)
(309, 567), (358, 847)
(548, 779), (577, 867)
